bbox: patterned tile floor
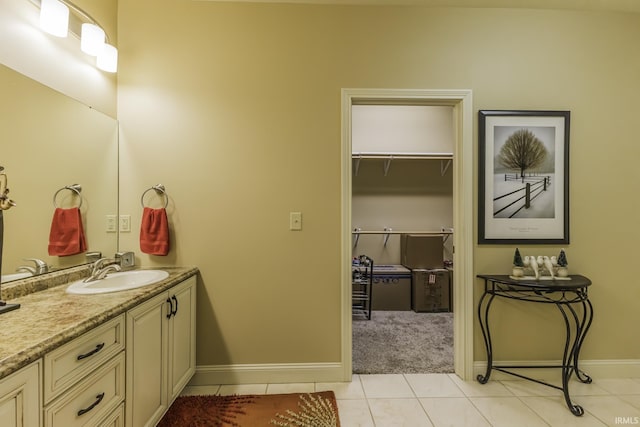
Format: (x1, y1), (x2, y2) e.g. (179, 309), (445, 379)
(182, 374), (640, 426)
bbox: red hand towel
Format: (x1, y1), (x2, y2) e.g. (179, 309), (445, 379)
(48, 207), (87, 256)
(140, 207), (170, 256)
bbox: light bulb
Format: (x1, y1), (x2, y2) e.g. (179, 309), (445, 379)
(97, 44), (118, 73)
(81, 24), (105, 56)
(39, 0), (69, 38)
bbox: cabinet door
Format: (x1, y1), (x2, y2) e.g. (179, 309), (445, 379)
(126, 292), (169, 427)
(0, 360), (41, 427)
(167, 276), (196, 401)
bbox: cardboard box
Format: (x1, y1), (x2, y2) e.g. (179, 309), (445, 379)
(371, 265), (412, 311)
(400, 234), (444, 269)
(412, 269), (451, 312)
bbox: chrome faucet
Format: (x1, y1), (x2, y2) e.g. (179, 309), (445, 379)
(84, 258), (121, 282)
(92, 264), (121, 280)
(16, 258), (48, 275)
(16, 266), (35, 275)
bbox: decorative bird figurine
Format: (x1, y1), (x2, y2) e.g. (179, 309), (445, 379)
(543, 256), (555, 279)
(524, 256), (540, 279)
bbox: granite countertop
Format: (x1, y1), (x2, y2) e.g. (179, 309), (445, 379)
(0, 266), (198, 380)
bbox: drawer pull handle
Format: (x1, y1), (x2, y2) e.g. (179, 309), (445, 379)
(77, 343), (105, 361)
(171, 295), (178, 316)
(77, 392), (105, 416)
(166, 297), (173, 318)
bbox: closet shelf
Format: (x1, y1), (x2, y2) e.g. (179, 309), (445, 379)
(352, 228), (453, 248)
(352, 152), (453, 176)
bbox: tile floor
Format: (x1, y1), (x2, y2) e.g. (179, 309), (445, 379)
(182, 374), (640, 426)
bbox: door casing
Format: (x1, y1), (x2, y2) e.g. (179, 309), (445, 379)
(341, 88), (474, 380)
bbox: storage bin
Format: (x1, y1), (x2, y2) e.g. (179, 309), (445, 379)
(371, 265), (412, 311)
(411, 268), (451, 312)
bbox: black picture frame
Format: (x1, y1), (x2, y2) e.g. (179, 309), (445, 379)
(478, 110), (570, 244)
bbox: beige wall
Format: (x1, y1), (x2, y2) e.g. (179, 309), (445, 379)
(117, 1), (640, 368)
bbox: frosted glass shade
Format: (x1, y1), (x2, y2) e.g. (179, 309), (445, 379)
(81, 24), (105, 56)
(39, 0), (69, 38)
(97, 44), (118, 73)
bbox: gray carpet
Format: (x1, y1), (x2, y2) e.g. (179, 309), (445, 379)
(352, 311), (454, 374)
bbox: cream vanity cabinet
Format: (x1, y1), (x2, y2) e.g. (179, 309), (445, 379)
(126, 276), (196, 427)
(43, 314), (126, 427)
(0, 360), (41, 427)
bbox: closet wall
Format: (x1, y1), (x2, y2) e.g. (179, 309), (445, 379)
(351, 105), (454, 265)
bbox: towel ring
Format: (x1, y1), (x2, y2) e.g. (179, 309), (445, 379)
(141, 184), (168, 209)
(53, 184), (82, 209)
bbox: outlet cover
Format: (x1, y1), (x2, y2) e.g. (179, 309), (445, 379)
(119, 215), (131, 232)
(106, 215), (117, 233)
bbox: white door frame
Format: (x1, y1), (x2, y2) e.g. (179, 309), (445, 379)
(341, 88), (474, 380)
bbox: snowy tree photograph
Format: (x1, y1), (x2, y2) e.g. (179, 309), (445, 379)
(478, 110), (570, 244)
(492, 125), (555, 219)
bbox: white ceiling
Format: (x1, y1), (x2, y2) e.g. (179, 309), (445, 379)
(203, 0), (640, 13)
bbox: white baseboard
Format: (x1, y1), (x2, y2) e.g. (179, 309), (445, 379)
(189, 362), (346, 386)
(473, 359), (640, 381)
(189, 359), (639, 386)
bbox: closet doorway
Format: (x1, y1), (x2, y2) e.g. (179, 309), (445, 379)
(341, 89), (474, 380)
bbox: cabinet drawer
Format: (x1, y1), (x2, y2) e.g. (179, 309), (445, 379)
(44, 352), (125, 427)
(97, 402), (124, 427)
(44, 315), (125, 404)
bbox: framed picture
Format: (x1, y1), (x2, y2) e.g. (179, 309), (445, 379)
(478, 110), (570, 244)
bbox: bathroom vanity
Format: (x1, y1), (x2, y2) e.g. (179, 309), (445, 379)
(0, 265), (197, 427)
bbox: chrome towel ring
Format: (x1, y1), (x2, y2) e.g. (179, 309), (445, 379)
(53, 184), (82, 208)
(141, 184), (168, 209)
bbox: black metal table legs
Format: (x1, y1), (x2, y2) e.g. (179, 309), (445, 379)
(554, 297), (593, 415)
(476, 289), (495, 385)
(476, 281), (593, 417)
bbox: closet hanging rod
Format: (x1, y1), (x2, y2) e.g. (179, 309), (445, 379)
(352, 230), (453, 235)
(352, 152), (453, 160)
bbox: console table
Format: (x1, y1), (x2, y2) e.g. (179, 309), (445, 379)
(476, 274), (593, 416)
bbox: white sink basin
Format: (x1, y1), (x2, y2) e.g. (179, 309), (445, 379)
(66, 270), (170, 295)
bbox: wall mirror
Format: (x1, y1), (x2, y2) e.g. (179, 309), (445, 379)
(0, 63), (118, 283)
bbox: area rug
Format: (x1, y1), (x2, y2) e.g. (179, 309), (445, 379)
(353, 311), (453, 374)
(157, 391), (340, 427)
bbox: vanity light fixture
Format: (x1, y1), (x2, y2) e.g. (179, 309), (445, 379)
(39, 0), (69, 37)
(37, 0), (118, 73)
(80, 23), (105, 56)
(97, 43), (118, 73)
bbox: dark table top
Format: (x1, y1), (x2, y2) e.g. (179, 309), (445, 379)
(477, 274), (592, 291)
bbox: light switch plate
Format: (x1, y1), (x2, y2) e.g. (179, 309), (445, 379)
(289, 212), (302, 231)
